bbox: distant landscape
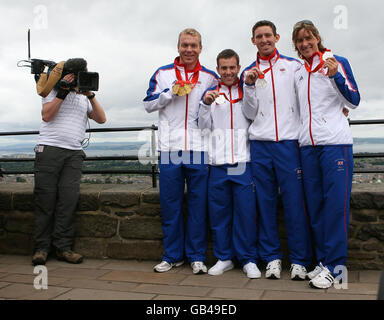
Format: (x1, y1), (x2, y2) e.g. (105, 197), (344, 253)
(0, 138), (383, 156)
(0, 138), (382, 186)
(0, 141), (146, 156)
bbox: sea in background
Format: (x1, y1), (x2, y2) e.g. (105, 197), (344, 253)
(353, 144), (383, 153)
(0, 142), (145, 157)
(0, 138), (382, 157)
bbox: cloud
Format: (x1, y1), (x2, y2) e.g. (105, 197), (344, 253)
(0, 0), (383, 146)
(350, 99), (384, 138)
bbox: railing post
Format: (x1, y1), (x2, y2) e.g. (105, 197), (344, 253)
(150, 124), (158, 188)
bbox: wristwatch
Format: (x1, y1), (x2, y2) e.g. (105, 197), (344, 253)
(87, 92), (96, 100)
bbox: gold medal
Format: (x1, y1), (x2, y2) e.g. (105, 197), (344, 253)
(184, 83), (192, 94)
(173, 79), (193, 96)
(173, 83), (180, 95)
(178, 86), (187, 96)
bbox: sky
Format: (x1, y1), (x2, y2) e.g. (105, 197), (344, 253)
(0, 0), (383, 146)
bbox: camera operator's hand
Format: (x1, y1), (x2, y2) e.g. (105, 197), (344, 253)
(60, 74), (75, 90)
(56, 73), (74, 100)
(88, 93), (106, 124)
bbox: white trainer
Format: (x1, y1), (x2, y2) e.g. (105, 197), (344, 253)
(290, 264), (307, 281)
(153, 260), (184, 273)
(208, 260), (234, 276)
(243, 262), (261, 279)
(306, 265), (323, 280)
(309, 264), (335, 289)
(191, 261), (208, 275)
(265, 259), (282, 279)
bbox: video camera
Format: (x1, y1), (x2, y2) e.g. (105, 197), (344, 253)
(56, 58), (99, 93)
(17, 30), (99, 97)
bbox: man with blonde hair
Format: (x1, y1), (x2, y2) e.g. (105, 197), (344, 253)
(144, 28), (218, 274)
(177, 28), (202, 46)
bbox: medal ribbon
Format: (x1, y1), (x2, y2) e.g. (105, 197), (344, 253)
(216, 79), (243, 104)
(174, 57), (201, 89)
(256, 48), (280, 79)
(304, 50), (330, 75)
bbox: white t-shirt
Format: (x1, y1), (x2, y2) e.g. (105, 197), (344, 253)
(38, 89), (92, 150)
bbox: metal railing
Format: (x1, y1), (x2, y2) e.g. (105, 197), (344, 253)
(1, 120), (383, 187)
(0, 125), (159, 187)
(348, 119), (384, 174)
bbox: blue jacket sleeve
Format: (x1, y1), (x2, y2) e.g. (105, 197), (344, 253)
(331, 56), (360, 108)
(143, 68), (173, 113)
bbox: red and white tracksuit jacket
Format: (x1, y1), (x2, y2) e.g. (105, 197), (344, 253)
(143, 57), (218, 151)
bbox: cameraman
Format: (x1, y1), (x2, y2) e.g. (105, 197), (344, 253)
(32, 71), (106, 266)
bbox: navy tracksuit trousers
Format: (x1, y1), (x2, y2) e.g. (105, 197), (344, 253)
(208, 163), (258, 266)
(159, 151), (208, 263)
(250, 140), (312, 266)
(300, 145), (353, 275)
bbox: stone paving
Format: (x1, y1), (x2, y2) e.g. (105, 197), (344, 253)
(0, 254), (381, 300)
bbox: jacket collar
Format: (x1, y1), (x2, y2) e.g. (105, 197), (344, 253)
(257, 48), (279, 65)
(174, 56), (202, 73)
(218, 78), (240, 90)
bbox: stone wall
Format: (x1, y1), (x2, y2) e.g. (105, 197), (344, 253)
(0, 182), (383, 269)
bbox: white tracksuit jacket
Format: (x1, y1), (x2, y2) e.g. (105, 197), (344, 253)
(241, 49), (302, 142)
(294, 52), (360, 146)
(143, 57), (218, 152)
(198, 80), (252, 165)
